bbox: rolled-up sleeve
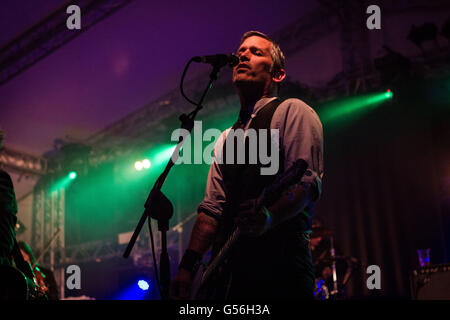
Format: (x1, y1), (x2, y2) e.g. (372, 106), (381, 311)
(273, 98), (324, 201)
(197, 130), (228, 221)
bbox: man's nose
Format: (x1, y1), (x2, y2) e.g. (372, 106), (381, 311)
(239, 50), (250, 62)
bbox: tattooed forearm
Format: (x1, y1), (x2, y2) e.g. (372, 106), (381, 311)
(268, 183), (311, 228)
(187, 212), (219, 255)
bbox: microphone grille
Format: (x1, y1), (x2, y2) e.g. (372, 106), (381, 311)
(228, 54), (239, 67)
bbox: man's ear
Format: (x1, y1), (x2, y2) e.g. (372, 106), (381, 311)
(272, 68), (286, 84)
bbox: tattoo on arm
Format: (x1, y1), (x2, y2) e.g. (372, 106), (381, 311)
(187, 212), (219, 255)
(268, 183), (311, 227)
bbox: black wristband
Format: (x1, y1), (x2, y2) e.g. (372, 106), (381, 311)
(179, 249), (202, 277)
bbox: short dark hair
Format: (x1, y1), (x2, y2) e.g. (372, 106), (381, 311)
(240, 31), (285, 77)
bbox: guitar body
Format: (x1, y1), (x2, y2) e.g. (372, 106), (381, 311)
(0, 265), (47, 300)
(193, 259), (232, 300)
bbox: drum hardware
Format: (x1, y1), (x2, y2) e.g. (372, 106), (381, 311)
(311, 225), (359, 300)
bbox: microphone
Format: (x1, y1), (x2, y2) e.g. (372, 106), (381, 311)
(192, 54), (239, 68)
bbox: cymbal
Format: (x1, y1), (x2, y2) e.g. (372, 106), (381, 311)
(311, 227), (334, 238)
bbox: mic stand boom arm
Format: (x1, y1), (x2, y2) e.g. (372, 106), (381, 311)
(123, 59), (223, 300)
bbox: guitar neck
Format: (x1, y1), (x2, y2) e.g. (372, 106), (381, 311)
(201, 227), (241, 284)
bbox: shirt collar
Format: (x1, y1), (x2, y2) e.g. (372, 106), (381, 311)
(250, 96), (279, 118)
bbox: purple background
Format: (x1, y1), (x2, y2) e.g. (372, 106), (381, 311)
(0, 0), (316, 154)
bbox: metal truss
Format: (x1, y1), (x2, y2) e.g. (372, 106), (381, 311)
(0, 0), (134, 86)
(0, 145), (48, 176)
(60, 239), (126, 265)
(85, 76), (240, 162)
(58, 236), (166, 267)
(271, 7), (339, 57)
(31, 184), (65, 268)
(59, 242), (162, 268)
(53, 213), (196, 267)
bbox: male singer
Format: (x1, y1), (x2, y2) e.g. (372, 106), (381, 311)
(170, 31), (324, 300)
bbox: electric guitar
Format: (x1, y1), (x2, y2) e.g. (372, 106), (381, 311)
(193, 159), (309, 300)
(0, 264), (47, 300)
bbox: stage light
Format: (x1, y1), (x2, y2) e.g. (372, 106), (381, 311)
(385, 89), (393, 99)
(153, 145), (178, 165)
(137, 280), (149, 291)
(142, 159), (151, 169)
(68, 171), (77, 180)
(115, 279), (151, 300)
(50, 170), (78, 191)
(318, 90), (394, 124)
(134, 161), (143, 171)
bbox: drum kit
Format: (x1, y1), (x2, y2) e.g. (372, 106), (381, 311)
(310, 224), (359, 300)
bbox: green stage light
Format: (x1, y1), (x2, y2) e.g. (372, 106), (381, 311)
(153, 145), (177, 165)
(50, 171), (77, 192)
(134, 161), (143, 171)
(318, 90), (394, 124)
(142, 159), (151, 169)
(385, 89), (393, 99)
(69, 171), (77, 180)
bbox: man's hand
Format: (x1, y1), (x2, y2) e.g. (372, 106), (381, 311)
(170, 268), (193, 300)
(169, 213), (218, 300)
(236, 199), (272, 237)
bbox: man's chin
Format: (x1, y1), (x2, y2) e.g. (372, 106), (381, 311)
(233, 78), (259, 88)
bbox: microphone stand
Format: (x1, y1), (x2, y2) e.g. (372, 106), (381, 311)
(123, 60), (223, 300)
(330, 236), (339, 297)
